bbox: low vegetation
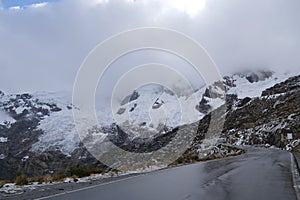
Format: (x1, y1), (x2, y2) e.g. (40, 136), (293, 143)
(15, 175), (29, 186)
(0, 180), (9, 188)
(4, 165), (109, 188)
(69, 164), (106, 178)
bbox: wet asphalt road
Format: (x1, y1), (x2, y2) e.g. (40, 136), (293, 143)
(40, 147), (297, 200)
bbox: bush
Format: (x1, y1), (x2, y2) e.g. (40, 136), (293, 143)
(68, 164), (106, 178)
(53, 172), (67, 182)
(15, 175), (28, 186)
(43, 175), (53, 183)
(69, 165), (91, 178)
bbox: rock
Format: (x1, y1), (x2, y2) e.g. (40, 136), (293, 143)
(117, 108), (126, 115)
(196, 97), (211, 114)
(152, 98), (164, 109)
(129, 103), (137, 112)
(236, 97), (252, 107)
(120, 91), (140, 106)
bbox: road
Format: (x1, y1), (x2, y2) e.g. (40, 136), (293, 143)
(36, 147), (298, 200)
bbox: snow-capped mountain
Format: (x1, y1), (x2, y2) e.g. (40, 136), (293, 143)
(225, 70), (290, 98)
(0, 70), (299, 180)
(113, 84), (207, 137)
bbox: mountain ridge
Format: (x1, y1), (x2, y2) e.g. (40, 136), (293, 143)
(0, 70), (299, 180)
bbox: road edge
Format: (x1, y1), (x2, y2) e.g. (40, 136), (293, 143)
(291, 153), (300, 200)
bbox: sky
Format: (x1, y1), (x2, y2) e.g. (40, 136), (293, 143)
(0, 0), (300, 93)
(0, 0), (60, 9)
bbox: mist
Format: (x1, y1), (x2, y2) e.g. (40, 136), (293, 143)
(0, 0), (300, 94)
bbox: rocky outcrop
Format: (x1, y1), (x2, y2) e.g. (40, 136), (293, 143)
(120, 90), (140, 106)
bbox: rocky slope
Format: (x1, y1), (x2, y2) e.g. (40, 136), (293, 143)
(223, 74), (300, 147)
(0, 70), (299, 180)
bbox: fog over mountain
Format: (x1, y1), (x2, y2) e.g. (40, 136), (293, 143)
(0, 0), (300, 93)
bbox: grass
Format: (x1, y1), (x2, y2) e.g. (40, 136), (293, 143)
(0, 180), (9, 188)
(5, 165), (111, 187)
(15, 175), (28, 186)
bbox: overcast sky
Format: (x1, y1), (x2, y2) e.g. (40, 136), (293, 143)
(0, 0), (300, 93)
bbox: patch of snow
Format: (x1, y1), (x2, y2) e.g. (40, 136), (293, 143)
(0, 168), (164, 195)
(262, 93), (285, 99)
(227, 72), (292, 99)
(15, 106), (26, 114)
(0, 109), (15, 126)
(0, 183), (23, 194)
(32, 91), (72, 109)
(235, 135), (244, 146)
(204, 97), (224, 110)
(21, 156), (29, 162)
(21, 138), (30, 143)
(0, 182), (56, 194)
(0, 154), (6, 159)
(273, 99), (282, 108)
(63, 177), (74, 183)
(121, 165), (165, 174)
(288, 114), (295, 121)
(30, 91), (81, 155)
(114, 85), (206, 131)
(0, 137), (8, 143)
(31, 109), (80, 155)
(178, 87), (206, 125)
(77, 174), (106, 182)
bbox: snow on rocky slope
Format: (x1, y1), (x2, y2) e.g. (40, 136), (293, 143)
(114, 85), (207, 133)
(30, 91), (80, 155)
(0, 70), (299, 179)
(0, 110), (15, 127)
(0, 70), (294, 156)
(226, 70), (293, 98)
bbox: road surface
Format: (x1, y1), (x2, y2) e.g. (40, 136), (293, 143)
(36, 147), (297, 200)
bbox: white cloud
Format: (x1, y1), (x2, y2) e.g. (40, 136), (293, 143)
(27, 2), (49, 8)
(0, 0), (299, 93)
(8, 6), (22, 10)
(153, 0), (206, 18)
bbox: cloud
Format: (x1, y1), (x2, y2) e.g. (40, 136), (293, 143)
(0, 0), (300, 93)
(28, 2), (49, 8)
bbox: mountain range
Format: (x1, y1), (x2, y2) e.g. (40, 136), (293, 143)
(0, 70), (299, 180)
